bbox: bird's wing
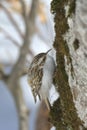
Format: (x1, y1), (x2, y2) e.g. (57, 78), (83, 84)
(28, 65), (43, 102)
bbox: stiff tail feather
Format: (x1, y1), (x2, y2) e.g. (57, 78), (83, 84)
(44, 98), (50, 111)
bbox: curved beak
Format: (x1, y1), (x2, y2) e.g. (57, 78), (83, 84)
(46, 49), (52, 54)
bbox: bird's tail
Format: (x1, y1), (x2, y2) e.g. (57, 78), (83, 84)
(44, 98), (50, 111)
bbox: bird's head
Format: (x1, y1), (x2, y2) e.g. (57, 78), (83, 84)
(32, 49), (52, 65)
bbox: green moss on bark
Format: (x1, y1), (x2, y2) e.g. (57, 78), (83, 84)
(51, 0), (76, 15)
(50, 98), (68, 130)
(50, 0), (83, 130)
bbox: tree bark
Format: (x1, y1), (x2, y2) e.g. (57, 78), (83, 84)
(50, 0), (85, 130)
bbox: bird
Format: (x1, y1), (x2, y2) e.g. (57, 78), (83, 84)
(27, 49), (55, 110)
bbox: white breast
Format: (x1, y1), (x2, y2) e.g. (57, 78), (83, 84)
(40, 54), (55, 99)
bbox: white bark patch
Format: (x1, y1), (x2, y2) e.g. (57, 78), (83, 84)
(63, 0), (87, 127)
(64, 4), (70, 18)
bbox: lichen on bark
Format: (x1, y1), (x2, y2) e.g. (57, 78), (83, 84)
(50, 0), (84, 129)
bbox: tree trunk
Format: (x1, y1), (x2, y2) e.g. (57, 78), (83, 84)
(50, 0), (86, 129)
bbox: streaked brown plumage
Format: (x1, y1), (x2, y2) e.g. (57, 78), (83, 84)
(27, 49), (55, 110)
(28, 53), (47, 102)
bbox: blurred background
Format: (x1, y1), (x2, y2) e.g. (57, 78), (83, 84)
(0, 0), (58, 130)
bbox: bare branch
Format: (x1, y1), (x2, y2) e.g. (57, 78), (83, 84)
(20, 65), (29, 76)
(36, 101), (53, 130)
(0, 63), (9, 81)
(7, 0), (38, 84)
(5, 1), (38, 129)
(7, 0), (38, 80)
(10, 83), (29, 130)
(28, 48), (34, 57)
(19, 0), (26, 20)
(0, 27), (20, 47)
(0, 71), (9, 81)
(0, 3), (24, 39)
(28, 0), (38, 21)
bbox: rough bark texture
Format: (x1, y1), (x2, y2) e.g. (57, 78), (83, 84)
(50, 0), (84, 130)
